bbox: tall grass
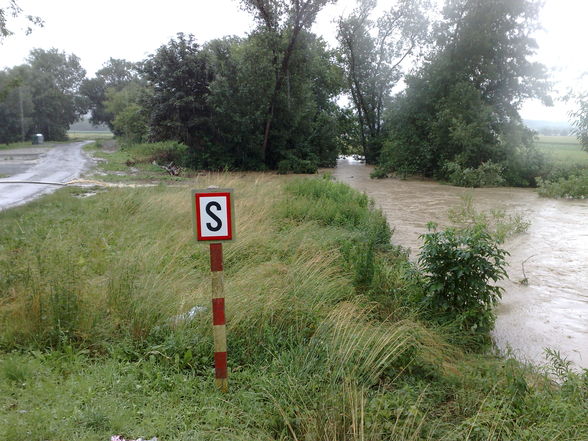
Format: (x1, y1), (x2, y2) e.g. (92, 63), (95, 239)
(1, 174), (588, 440)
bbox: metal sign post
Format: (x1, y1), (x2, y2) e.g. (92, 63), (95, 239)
(192, 188), (235, 392)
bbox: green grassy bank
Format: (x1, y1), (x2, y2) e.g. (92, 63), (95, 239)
(1, 149), (588, 440)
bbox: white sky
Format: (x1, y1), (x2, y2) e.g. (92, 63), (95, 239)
(1, 0), (587, 123)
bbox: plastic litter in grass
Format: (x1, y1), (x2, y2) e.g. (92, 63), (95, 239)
(171, 305), (207, 325)
(111, 436), (158, 441)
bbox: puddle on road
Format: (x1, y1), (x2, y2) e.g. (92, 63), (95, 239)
(334, 157), (588, 369)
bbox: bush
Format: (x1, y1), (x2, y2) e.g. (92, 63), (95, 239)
(376, 139), (424, 179)
(370, 167), (389, 179)
(444, 160), (506, 187)
(502, 143), (546, 187)
(419, 223), (508, 347)
(537, 169), (588, 199)
(123, 142), (190, 168)
(448, 193), (530, 243)
(277, 157), (318, 174)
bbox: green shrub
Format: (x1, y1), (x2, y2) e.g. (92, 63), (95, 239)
(537, 169), (588, 198)
(377, 139), (427, 178)
(277, 157), (318, 174)
(448, 193), (530, 243)
(419, 223), (508, 347)
(121, 141), (190, 168)
(444, 160), (506, 187)
(370, 167), (389, 179)
(281, 177), (390, 245)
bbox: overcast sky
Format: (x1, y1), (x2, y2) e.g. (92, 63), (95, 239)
(1, 0), (587, 123)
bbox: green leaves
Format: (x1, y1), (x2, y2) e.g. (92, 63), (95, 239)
(419, 223), (508, 347)
(379, 0), (551, 185)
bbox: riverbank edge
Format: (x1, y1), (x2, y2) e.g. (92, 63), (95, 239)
(1, 149), (587, 439)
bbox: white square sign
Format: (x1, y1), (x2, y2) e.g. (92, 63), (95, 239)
(192, 189), (235, 241)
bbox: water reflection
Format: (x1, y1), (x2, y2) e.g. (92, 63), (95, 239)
(333, 156), (588, 369)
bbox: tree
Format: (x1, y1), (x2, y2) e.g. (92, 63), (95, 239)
(104, 82), (147, 144)
(378, 0), (551, 186)
(0, 66), (33, 143)
(337, 0), (430, 162)
(27, 49), (87, 140)
(0, 49), (86, 143)
(205, 30), (345, 170)
(570, 91), (588, 151)
(80, 58), (139, 130)
(0, 0), (43, 43)
(239, 0), (335, 164)
(141, 33), (215, 162)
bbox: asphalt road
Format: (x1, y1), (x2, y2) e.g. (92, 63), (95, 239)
(0, 141), (93, 211)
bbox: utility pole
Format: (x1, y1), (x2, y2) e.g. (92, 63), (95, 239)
(18, 86), (25, 142)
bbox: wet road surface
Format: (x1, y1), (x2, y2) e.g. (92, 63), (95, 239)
(0, 141), (92, 211)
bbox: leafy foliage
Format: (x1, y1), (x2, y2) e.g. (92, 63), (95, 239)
(79, 58), (140, 131)
(141, 33), (214, 163)
(443, 160), (505, 188)
(336, 0), (430, 163)
(570, 91), (588, 152)
(0, 0), (43, 42)
(419, 223), (508, 347)
(537, 169), (588, 199)
(377, 0), (551, 186)
(0, 49), (86, 143)
(239, 0), (336, 164)
(136, 30), (343, 170)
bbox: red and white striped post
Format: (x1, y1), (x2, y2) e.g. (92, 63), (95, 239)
(192, 188), (235, 393)
(210, 242), (228, 392)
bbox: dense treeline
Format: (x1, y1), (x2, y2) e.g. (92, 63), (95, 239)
(0, 49), (86, 142)
(372, 0), (552, 186)
(2, 0), (587, 181)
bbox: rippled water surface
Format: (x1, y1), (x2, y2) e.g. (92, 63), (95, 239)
(334, 157), (588, 369)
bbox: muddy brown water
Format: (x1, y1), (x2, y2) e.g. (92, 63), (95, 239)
(334, 157), (588, 370)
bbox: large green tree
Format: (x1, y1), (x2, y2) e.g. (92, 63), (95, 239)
(79, 58), (139, 131)
(141, 33), (214, 162)
(239, 0), (335, 165)
(0, 66), (33, 143)
(27, 49), (87, 140)
(378, 0), (551, 185)
(337, 0), (430, 163)
(140, 29), (344, 171)
(206, 31), (344, 170)
(0, 49), (86, 143)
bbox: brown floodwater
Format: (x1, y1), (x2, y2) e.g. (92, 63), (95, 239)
(333, 157), (588, 370)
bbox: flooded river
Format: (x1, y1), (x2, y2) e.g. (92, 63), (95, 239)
(334, 157), (588, 370)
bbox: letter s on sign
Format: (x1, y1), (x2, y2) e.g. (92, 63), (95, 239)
(205, 201), (223, 232)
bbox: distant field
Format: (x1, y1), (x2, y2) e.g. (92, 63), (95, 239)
(536, 135), (579, 145)
(535, 135), (588, 167)
(67, 131), (114, 140)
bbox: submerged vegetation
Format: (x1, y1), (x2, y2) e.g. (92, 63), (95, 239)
(1, 166), (588, 439)
(537, 170), (588, 199)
